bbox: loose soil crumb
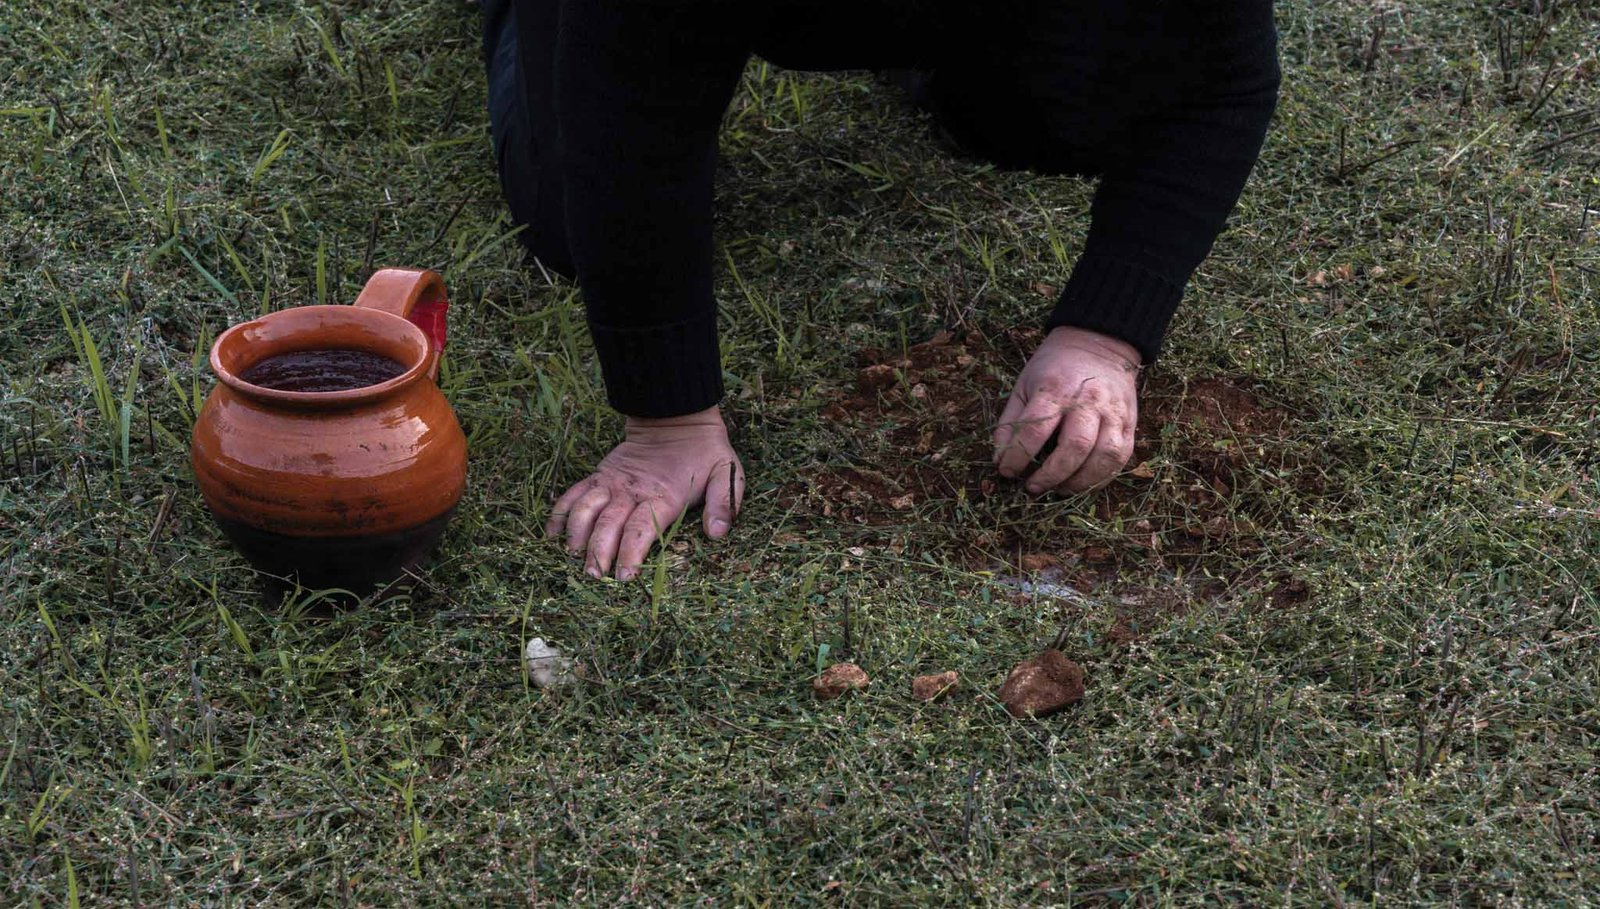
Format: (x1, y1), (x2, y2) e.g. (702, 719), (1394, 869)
(911, 670), (959, 702)
(1018, 553), (1060, 573)
(813, 663), (871, 700)
(997, 649), (1086, 719)
(1268, 575), (1313, 608)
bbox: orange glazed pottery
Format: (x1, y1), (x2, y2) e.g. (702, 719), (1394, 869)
(191, 268), (467, 592)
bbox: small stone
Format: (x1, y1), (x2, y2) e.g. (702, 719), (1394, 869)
(523, 638), (577, 688)
(813, 662), (870, 700)
(911, 671), (959, 702)
(997, 649), (1085, 718)
(888, 493), (916, 510)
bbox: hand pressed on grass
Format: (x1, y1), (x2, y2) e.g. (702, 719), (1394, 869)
(545, 405), (744, 580)
(993, 326), (1140, 495)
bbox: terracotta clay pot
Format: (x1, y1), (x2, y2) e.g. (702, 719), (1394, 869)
(191, 268), (467, 593)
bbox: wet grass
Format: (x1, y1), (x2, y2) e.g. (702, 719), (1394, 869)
(3, 0), (1598, 904)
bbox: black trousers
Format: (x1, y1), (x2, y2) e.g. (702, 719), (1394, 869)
(482, 0), (1109, 278)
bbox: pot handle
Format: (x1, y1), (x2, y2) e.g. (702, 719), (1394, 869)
(353, 268), (449, 381)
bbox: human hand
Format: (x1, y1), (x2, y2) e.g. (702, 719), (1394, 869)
(992, 326), (1140, 495)
(545, 406), (744, 580)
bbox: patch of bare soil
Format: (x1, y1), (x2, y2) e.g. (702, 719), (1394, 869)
(792, 328), (1319, 630)
(799, 328), (1031, 524)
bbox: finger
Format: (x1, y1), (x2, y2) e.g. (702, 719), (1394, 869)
(702, 459), (745, 540)
(584, 499), (636, 578)
(1026, 408), (1102, 495)
(545, 477), (596, 537)
(615, 498), (676, 581)
(561, 485), (612, 555)
(1062, 420), (1135, 493)
(996, 396), (1066, 478)
(991, 391), (1028, 463)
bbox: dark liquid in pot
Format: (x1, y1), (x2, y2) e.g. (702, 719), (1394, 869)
(240, 349), (408, 393)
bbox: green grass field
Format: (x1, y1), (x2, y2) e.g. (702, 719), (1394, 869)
(3, 1), (1598, 904)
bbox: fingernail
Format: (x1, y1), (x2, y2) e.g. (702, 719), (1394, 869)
(617, 568), (637, 582)
(1026, 483), (1044, 495)
(585, 565), (602, 579)
(709, 519), (730, 537)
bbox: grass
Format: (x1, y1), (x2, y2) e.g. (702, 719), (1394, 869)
(2, 0), (1598, 904)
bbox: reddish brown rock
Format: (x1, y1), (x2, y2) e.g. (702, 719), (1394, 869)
(813, 663), (870, 700)
(997, 649), (1085, 718)
(911, 671), (959, 702)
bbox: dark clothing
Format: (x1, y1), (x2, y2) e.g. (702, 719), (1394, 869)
(484, 0), (1281, 418)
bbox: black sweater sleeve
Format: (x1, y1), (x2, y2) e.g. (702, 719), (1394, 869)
(1048, 6), (1281, 364)
(552, 1), (1279, 416)
(555, 0), (752, 417)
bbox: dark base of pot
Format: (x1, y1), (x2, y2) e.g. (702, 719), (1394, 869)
(213, 509), (455, 597)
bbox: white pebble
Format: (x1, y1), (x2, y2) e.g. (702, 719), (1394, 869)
(523, 638), (576, 688)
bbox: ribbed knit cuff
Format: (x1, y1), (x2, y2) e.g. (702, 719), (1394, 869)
(1047, 252), (1185, 364)
(587, 311), (724, 418)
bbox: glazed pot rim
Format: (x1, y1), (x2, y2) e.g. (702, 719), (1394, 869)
(211, 305), (435, 407)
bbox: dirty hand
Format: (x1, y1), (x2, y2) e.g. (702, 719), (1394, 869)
(993, 326), (1140, 495)
(546, 406), (744, 580)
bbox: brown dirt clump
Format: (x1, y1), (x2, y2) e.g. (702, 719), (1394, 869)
(911, 670), (959, 702)
(813, 663), (871, 700)
(997, 649), (1086, 719)
(1268, 574), (1312, 608)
